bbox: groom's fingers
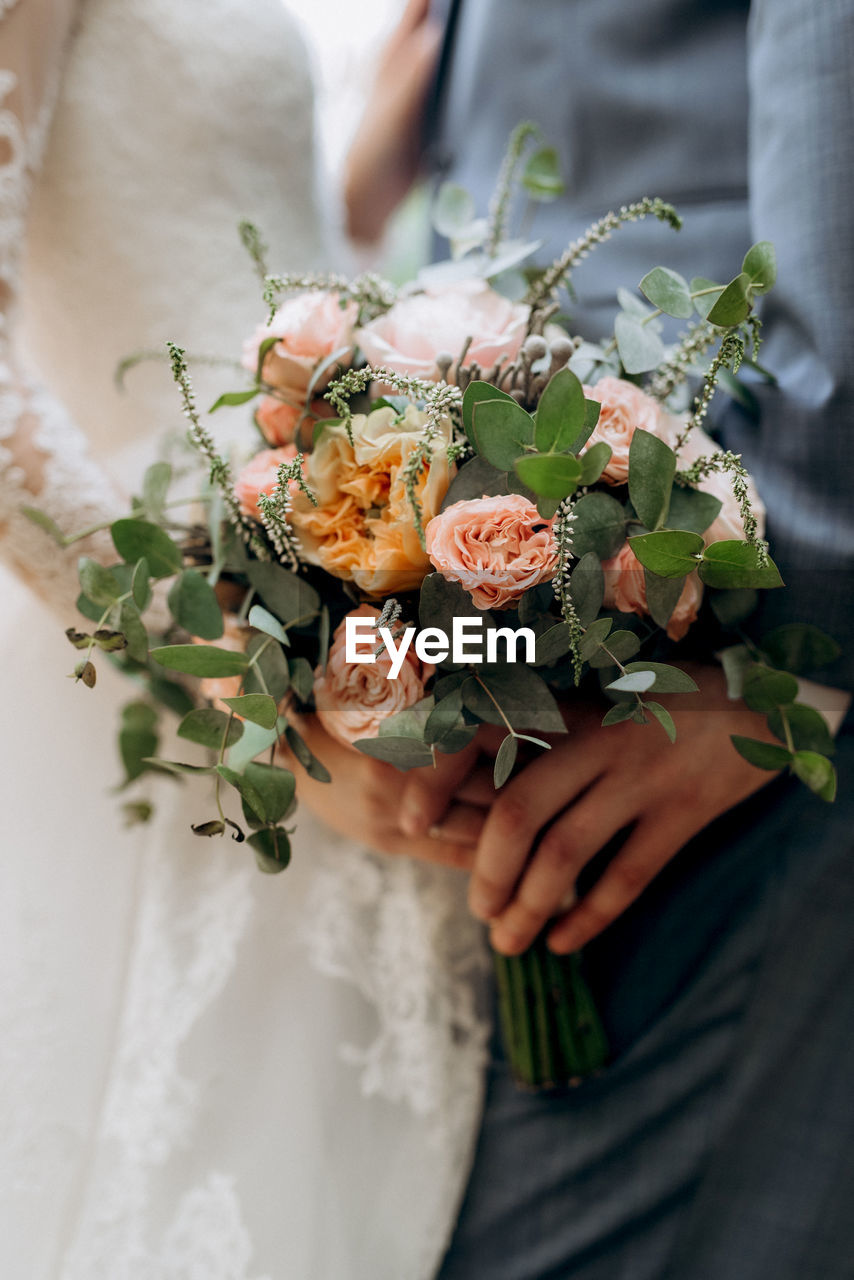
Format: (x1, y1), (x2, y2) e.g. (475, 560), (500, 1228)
(487, 781), (637, 955)
(428, 802), (485, 846)
(398, 739), (481, 837)
(467, 747), (605, 923)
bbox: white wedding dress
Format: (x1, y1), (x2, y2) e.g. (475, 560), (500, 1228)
(0, 3), (489, 1276)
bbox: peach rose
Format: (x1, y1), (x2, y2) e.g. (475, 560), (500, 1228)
(582, 376), (674, 486)
(242, 291), (358, 396)
(195, 616), (249, 708)
(356, 280), (529, 381)
(601, 541), (703, 642)
(675, 427), (766, 544)
(313, 605), (431, 746)
(234, 446), (299, 521)
(254, 395), (335, 448)
(425, 493), (557, 610)
(290, 405), (453, 596)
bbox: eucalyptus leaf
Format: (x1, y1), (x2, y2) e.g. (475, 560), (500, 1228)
(602, 701), (636, 726)
(760, 623), (840, 674)
(168, 569), (224, 639)
(141, 461), (172, 520)
(606, 670), (655, 693)
(221, 693), (279, 729)
(521, 146), (564, 200)
(246, 560), (319, 625)
(493, 734), (519, 788)
(534, 623), (574, 666)
(151, 643), (249, 677)
(514, 451), (581, 499)
(644, 569), (685, 630)
(250, 826), (292, 873)
(730, 735), (793, 771)
(462, 380), (518, 446)
(111, 518), (183, 578)
(569, 552), (605, 625)
(699, 541), (783, 589)
(707, 273), (751, 327)
(470, 399), (535, 471)
(690, 277), (724, 320)
(768, 703), (835, 757)
(742, 665), (798, 713)
(143, 758), (216, 776)
(462, 665), (566, 733)
(577, 441), (612, 487)
(588, 629), (640, 668)
(709, 587), (758, 628)
(742, 241), (777, 295)
(243, 761), (296, 824)
(289, 656), (315, 703)
(119, 600), (149, 664)
(534, 368), (586, 453)
(78, 557), (122, 607)
(209, 387), (262, 412)
(570, 492), (627, 559)
(131, 557), (152, 610)
(179, 708), (244, 750)
(243, 632), (290, 702)
(639, 266), (693, 319)
(614, 312), (665, 374)
(248, 603), (289, 644)
(643, 700), (677, 743)
(578, 616), (613, 661)
(622, 661), (699, 693)
(568, 398), (602, 454)
(282, 724), (332, 783)
(353, 736), (435, 770)
(424, 688), (465, 745)
(629, 529), (703, 578)
(790, 751), (837, 802)
(119, 701), (159, 782)
(628, 430), (676, 531)
(216, 764), (267, 823)
(665, 486), (722, 535)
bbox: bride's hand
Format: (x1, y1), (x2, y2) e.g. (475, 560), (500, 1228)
(460, 664), (783, 956)
(278, 711), (485, 868)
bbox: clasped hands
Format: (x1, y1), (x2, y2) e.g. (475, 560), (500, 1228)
(286, 663), (780, 956)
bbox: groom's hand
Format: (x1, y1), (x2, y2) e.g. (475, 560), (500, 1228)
(460, 663), (784, 955)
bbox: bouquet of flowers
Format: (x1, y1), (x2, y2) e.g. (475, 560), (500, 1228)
(32, 128), (841, 1090)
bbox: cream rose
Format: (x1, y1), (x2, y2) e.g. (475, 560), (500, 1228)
(290, 405), (453, 597)
(601, 541), (703, 642)
(356, 280), (529, 381)
(313, 605), (431, 747)
(234, 446), (299, 521)
(425, 493), (557, 611)
(242, 291), (358, 396)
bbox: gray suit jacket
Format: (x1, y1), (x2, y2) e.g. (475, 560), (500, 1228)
(429, 0), (854, 688)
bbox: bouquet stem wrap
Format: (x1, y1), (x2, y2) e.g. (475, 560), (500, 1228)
(493, 941), (608, 1089)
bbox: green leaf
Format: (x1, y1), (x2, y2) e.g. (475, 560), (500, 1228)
(628, 429), (677, 531)
(514, 451), (581, 499)
(209, 387), (262, 412)
(178, 708), (243, 750)
(768, 703), (835, 757)
(664, 486), (722, 536)
(216, 763), (267, 822)
(614, 312), (665, 374)
(534, 368), (586, 453)
(742, 665), (798, 713)
(622, 662), (699, 693)
(148, 676), (195, 717)
(78, 557), (122, 607)
(607, 670), (655, 693)
(243, 632), (290, 702)
(289, 656), (315, 703)
(462, 380), (519, 445)
(131, 557), (151, 610)
(690, 277), (725, 320)
(317, 605), (331, 674)
(151, 643), (249, 677)
(601, 701), (636, 727)
(379, 697), (434, 742)
(742, 241), (777, 296)
(493, 734), (519, 788)
(644, 570), (685, 630)
(643, 700), (677, 742)
(141, 461), (172, 520)
(709, 588), (758, 628)
(629, 529), (704, 578)
(699, 541), (783, 589)
(707, 272), (751, 327)
(221, 693), (279, 729)
(119, 600), (149, 664)
(111, 519), (183, 578)
(570, 492), (627, 559)
(639, 266), (693, 319)
(225, 719), (279, 772)
(588, 629), (640, 668)
(577, 441), (612, 487)
(569, 398), (602, 454)
(119, 701), (159, 782)
(730, 735), (793, 771)
(521, 146), (564, 200)
(569, 551), (605, 625)
(442, 456), (522, 508)
(249, 826), (292, 873)
(470, 399), (535, 471)
(143, 757), (216, 777)
(353, 736), (435, 770)
(243, 761), (296, 824)
(246, 561), (320, 625)
(248, 603), (289, 645)
(419, 572), (490, 636)
(168, 569), (224, 639)
(462, 666), (566, 733)
(433, 181), (476, 236)
(21, 505), (66, 544)
(424, 688), (465, 745)
(760, 623), (840, 674)
(578, 616), (613, 661)
(282, 724), (331, 782)
(534, 623), (574, 666)
(791, 751), (837, 802)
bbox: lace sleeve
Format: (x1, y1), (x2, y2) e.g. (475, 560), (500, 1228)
(0, 0), (121, 616)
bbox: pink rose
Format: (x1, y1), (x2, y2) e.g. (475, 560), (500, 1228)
(675, 427), (766, 544)
(425, 493), (557, 610)
(234, 446), (299, 521)
(255, 395), (335, 448)
(356, 280), (529, 382)
(601, 541), (703, 642)
(242, 291), (358, 396)
(313, 605), (431, 747)
(582, 377), (674, 486)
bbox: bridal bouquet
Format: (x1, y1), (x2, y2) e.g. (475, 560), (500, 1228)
(32, 127), (841, 1089)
